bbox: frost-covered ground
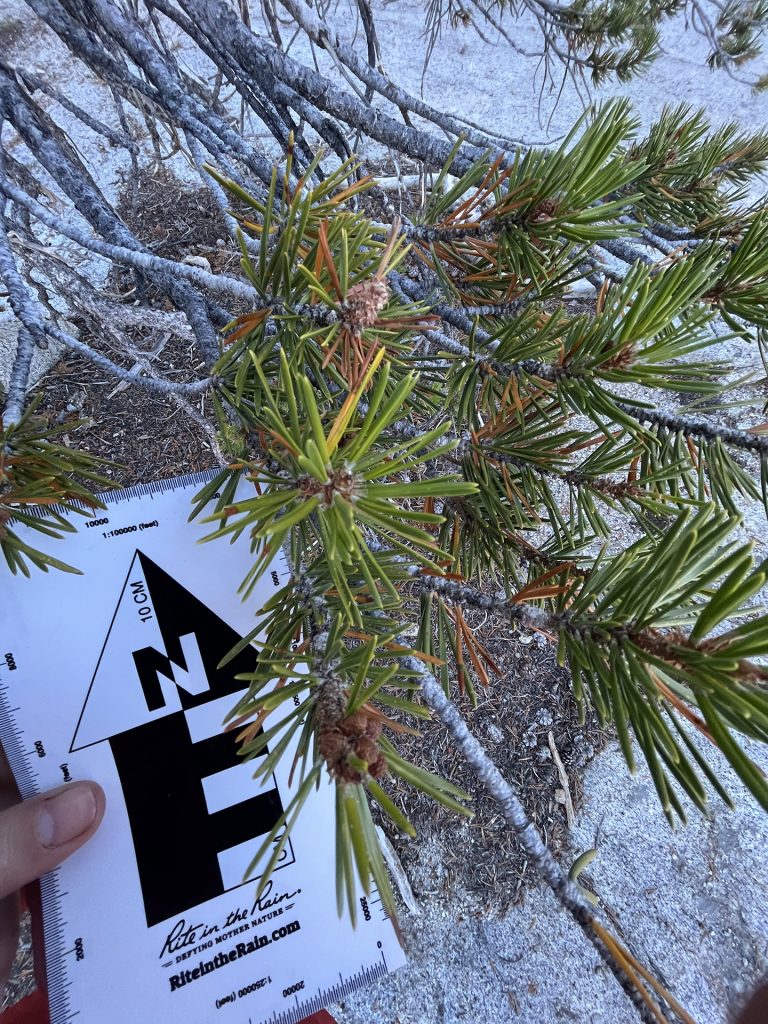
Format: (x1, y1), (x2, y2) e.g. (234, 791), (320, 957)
(1, 2), (767, 1022)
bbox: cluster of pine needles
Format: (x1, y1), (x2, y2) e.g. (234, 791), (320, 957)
(5, 100), (768, 1024)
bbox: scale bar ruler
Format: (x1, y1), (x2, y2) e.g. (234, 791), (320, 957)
(0, 470), (405, 1024)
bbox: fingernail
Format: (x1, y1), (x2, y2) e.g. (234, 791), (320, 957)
(37, 785), (97, 848)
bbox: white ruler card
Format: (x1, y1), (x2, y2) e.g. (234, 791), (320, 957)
(0, 470), (405, 1024)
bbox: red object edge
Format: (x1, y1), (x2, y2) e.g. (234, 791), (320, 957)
(1, 992), (48, 1024)
(1, 993), (337, 1024)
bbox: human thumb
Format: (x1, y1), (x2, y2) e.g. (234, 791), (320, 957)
(0, 782), (105, 900)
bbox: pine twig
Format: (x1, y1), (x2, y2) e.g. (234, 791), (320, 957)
(14, 67), (136, 151)
(405, 654), (674, 1024)
(2, 325), (36, 428)
(0, 217), (216, 399)
(0, 172), (258, 305)
(0, 173), (339, 330)
(276, 0), (513, 157)
(615, 402), (768, 456)
(0, 215), (41, 425)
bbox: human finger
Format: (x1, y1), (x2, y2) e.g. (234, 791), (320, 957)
(0, 746), (22, 989)
(0, 782), (105, 902)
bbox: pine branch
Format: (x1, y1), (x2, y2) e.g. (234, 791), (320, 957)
(147, 0), (345, 173)
(2, 325), (36, 428)
(389, 268), (767, 477)
(0, 169), (347, 335)
(151, 0), (318, 171)
(405, 654), (674, 1024)
(4, 8), (768, 1021)
(0, 207), (214, 400)
(614, 402), (768, 456)
(389, 272), (563, 379)
(31, 311), (215, 398)
(173, 0), (486, 176)
(35, 0), (276, 189)
(690, 0), (768, 87)
(412, 517), (768, 815)
(276, 0), (519, 157)
(0, 172), (257, 305)
(14, 66), (137, 152)
(597, 237), (657, 267)
(0, 215), (42, 426)
(0, 64), (224, 365)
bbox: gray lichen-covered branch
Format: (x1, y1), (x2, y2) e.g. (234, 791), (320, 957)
(407, 656), (665, 1024)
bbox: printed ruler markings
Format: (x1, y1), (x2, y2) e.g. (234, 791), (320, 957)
(0, 679), (39, 799)
(3, 472), (404, 1023)
(21, 467), (220, 519)
(258, 959), (390, 1024)
(41, 872), (77, 1024)
(104, 470), (216, 506)
(368, 892), (390, 922)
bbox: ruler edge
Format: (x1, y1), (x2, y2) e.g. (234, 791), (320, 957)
(1, 468), (404, 1021)
(0, 648), (78, 1024)
(254, 955), (391, 1024)
(16, 467), (223, 522)
(3, 470), (225, 1024)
